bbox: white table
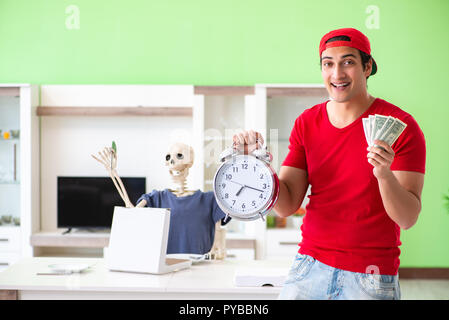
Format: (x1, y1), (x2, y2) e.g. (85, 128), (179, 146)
(0, 257), (290, 300)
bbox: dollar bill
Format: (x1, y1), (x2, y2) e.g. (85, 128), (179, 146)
(362, 118), (371, 145)
(371, 114), (389, 146)
(362, 114), (407, 148)
(374, 116), (395, 142)
(378, 118), (407, 146)
(368, 115), (375, 144)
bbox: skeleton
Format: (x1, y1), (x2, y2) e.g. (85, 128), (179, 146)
(91, 142), (227, 259)
(164, 142), (196, 197)
(91, 145), (134, 208)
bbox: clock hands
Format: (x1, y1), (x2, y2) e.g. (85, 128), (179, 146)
(230, 180), (264, 195)
(231, 181), (246, 196)
(245, 185), (264, 193)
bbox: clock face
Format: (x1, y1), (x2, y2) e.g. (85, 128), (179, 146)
(214, 155), (276, 220)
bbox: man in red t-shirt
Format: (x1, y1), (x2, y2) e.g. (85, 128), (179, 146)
(233, 28), (425, 300)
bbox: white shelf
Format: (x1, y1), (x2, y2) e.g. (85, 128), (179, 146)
(0, 84), (40, 260)
(36, 106), (193, 117)
(30, 231), (256, 253)
(0, 225), (20, 230)
(0, 181), (20, 185)
(30, 231), (110, 248)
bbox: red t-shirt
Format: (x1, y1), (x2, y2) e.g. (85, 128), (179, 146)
(282, 98), (426, 275)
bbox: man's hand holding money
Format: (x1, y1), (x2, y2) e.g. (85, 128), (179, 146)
(367, 139), (395, 180)
(362, 114), (407, 180)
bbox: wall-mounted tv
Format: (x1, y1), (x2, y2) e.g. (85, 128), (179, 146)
(57, 176), (146, 229)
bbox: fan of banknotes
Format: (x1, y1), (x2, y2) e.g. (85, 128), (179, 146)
(362, 114), (407, 147)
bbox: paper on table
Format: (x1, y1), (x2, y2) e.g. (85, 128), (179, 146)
(234, 267), (288, 287)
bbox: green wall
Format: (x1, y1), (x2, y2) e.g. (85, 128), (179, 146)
(1, 0), (448, 268)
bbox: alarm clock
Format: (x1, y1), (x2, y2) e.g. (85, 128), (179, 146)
(213, 145), (280, 221)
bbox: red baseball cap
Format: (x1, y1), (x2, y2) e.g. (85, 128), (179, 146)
(319, 28), (377, 76)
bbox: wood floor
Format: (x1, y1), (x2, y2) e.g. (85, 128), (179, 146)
(400, 279), (449, 300)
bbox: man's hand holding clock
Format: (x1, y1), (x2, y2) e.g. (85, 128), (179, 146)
(232, 130), (265, 155)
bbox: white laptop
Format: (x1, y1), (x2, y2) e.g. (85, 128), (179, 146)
(105, 206), (191, 274)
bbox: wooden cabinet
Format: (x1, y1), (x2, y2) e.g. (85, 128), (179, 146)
(266, 228), (302, 259)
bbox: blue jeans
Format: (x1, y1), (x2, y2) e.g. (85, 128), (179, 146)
(278, 253), (401, 300)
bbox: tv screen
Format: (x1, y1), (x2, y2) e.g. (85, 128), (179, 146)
(57, 176), (146, 229)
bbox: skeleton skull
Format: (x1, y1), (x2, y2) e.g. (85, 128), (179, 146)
(165, 142), (194, 184)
